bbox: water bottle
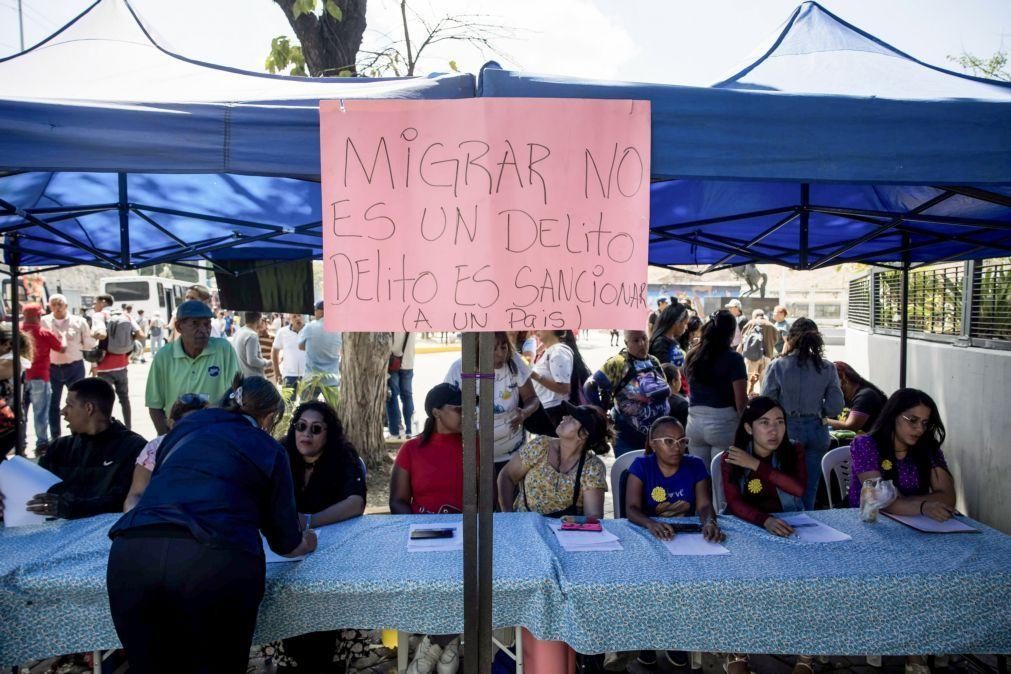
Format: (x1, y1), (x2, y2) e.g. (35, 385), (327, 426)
(859, 478), (880, 523)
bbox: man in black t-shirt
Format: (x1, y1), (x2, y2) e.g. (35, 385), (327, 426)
(647, 297), (669, 337)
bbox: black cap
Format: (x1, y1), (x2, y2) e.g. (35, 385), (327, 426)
(558, 401), (609, 452)
(314, 300), (325, 312)
(425, 383), (462, 416)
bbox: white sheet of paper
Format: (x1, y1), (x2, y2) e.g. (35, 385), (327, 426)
(780, 513), (852, 543)
(262, 534), (306, 563)
(884, 513), (978, 533)
(0, 456), (62, 527)
(662, 533), (730, 556)
(407, 523), (463, 553)
(547, 519), (624, 552)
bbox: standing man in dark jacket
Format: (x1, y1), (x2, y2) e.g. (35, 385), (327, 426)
(27, 378), (146, 519)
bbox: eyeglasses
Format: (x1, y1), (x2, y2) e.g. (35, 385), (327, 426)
(295, 421), (326, 436)
(650, 436), (689, 449)
(178, 393), (209, 405)
(900, 414), (930, 430)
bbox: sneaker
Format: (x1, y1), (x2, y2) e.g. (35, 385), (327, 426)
(436, 637), (460, 674)
(407, 644), (441, 674)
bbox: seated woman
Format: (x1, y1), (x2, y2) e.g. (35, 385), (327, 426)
(390, 383), (464, 515)
(278, 401), (368, 673)
(847, 388), (956, 520)
(624, 416), (723, 671)
(825, 361), (887, 433)
(720, 396), (807, 674)
(124, 393), (209, 512)
(497, 402), (609, 519)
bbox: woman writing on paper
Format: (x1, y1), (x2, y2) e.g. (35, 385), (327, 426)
(847, 388), (955, 520)
(107, 375), (316, 674)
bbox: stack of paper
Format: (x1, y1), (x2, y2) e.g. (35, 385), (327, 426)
(780, 513), (852, 543)
(548, 520), (623, 552)
(662, 533), (730, 556)
(0, 456), (62, 527)
(884, 513), (979, 533)
(407, 523), (463, 553)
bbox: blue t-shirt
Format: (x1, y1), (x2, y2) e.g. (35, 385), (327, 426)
(628, 453), (709, 517)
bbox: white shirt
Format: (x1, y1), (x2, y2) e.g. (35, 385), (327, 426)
(531, 343), (574, 409)
(272, 325), (306, 377)
(41, 313), (96, 365)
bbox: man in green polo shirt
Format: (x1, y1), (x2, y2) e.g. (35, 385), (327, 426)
(146, 300), (239, 435)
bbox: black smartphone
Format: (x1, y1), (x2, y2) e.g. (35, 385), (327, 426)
(671, 522), (703, 533)
(410, 528), (456, 540)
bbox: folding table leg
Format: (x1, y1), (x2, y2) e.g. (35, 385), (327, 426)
(397, 631), (409, 673)
(515, 627), (523, 674)
(93, 650), (101, 674)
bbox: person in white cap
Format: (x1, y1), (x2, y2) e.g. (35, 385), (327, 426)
(725, 299), (744, 348)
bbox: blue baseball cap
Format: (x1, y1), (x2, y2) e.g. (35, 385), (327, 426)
(175, 300), (213, 320)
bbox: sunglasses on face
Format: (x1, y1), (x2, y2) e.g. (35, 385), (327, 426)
(295, 421), (326, 436)
(650, 436), (689, 449)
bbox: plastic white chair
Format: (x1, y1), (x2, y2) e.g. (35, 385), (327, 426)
(609, 450), (645, 519)
(822, 445), (852, 508)
(710, 451), (726, 514)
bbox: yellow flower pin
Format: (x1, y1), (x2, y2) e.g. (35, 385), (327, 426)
(650, 486), (667, 503)
(881, 459), (893, 471)
(747, 478), (763, 494)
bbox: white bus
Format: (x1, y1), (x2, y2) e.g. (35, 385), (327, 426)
(99, 275), (195, 322)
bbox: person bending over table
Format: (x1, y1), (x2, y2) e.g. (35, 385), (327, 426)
(825, 361), (887, 433)
(390, 383), (465, 515)
(720, 396), (808, 674)
(123, 393), (209, 512)
(497, 401), (609, 519)
(278, 400), (369, 672)
(107, 375), (317, 674)
(625, 415), (724, 672)
(847, 388), (956, 521)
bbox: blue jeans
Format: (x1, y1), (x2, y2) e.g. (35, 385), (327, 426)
(787, 415), (831, 510)
(49, 360), (85, 439)
(27, 379), (52, 446)
(151, 334), (165, 357)
(386, 369), (415, 436)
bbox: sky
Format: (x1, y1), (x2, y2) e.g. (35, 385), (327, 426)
(1, 0), (1010, 85)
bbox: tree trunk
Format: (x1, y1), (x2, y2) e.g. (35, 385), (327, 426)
(337, 332), (391, 469)
(274, 0), (368, 76)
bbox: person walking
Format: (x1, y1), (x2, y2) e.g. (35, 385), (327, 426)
(134, 309), (149, 363)
(92, 295), (144, 430)
(20, 303), (64, 454)
(299, 301), (342, 397)
(271, 313), (306, 389)
(232, 312), (269, 378)
(42, 293), (97, 441)
(739, 309), (779, 397)
(148, 312), (165, 357)
(386, 331), (416, 439)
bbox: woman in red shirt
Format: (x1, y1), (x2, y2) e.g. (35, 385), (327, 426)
(721, 396), (807, 674)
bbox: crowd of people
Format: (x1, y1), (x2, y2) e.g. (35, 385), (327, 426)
(0, 290), (959, 674)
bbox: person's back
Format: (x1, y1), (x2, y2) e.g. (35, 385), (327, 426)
(113, 408), (298, 555)
(301, 319), (342, 383)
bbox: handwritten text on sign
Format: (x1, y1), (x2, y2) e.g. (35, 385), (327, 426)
(320, 98), (650, 332)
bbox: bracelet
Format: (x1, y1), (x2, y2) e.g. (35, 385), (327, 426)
(919, 501), (926, 515)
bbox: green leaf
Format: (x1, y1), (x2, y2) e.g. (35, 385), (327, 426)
(325, 0), (343, 21)
(293, 0), (316, 19)
(448, 59), (459, 72)
(338, 69), (353, 77)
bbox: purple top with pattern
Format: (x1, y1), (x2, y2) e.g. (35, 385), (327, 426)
(847, 434), (948, 506)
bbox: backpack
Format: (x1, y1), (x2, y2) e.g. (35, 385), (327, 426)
(742, 328), (764, 362)
(105, 315), (136, 354)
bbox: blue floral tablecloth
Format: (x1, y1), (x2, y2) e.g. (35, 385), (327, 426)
(1, 510), (1009, 665)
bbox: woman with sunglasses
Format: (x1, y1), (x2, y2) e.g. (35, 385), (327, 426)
(276, 401), (367, 672)
(123, 393), (210, 512)
(720, 399), (809, 674)
(847, 388), (955, 520)
(107, 375), (316, 674)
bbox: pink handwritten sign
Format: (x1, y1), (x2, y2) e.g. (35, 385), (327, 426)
(320, 98), (650, 332)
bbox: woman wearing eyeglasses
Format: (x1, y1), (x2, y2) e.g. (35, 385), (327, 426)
(276, 401), (367, 672)
(846, 388), (955, 520)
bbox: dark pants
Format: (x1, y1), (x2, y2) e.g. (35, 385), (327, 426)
(108, 535), (265, 674)
(49, 360), (85, 439)
(386, 369), (414, 435)
(97, 368), (131, 429)
(282, 630), (340, 672)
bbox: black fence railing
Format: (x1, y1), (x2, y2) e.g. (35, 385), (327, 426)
(850, 258), (1010, 350)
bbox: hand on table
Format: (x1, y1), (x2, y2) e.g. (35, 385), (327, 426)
(25, 492), (60, 518)
(645, 519), (675, 541)
(922, 500), (955, 522)
(724, 447), (760, 472)
(702, 519), (725, 543)
(763, 516), (795, 538)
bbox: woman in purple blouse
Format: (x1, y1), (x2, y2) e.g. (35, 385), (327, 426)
(847, 388), (956, 522)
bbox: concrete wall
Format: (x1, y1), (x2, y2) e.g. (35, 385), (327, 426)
(845, 328), (1011, 534)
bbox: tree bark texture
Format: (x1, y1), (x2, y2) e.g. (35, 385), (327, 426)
(273, 0), (368, 76)
(337, 331), (392, 469)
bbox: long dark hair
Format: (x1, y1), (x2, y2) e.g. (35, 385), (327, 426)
(786, 317), (825, 372)
(649, 303), (688, 357)
(685, 310), (736, 383)
(282, 400), (360, 474)
(219, 374), (284, 430)
(868, 388), (947, 494)
(834, 361), (885, 403)
(728, 396), (797, 482)
(678, 314), (702, 352)
(555, 330), (590, 404)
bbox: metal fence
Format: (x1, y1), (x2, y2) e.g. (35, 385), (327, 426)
(849, 258), (1011, 350)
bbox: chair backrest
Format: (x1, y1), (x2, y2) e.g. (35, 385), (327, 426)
(358, 456), (368, 480)
(609, 450), (645, 519)
(710, 451), (726, 514)
(821, 445), (851, 508)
